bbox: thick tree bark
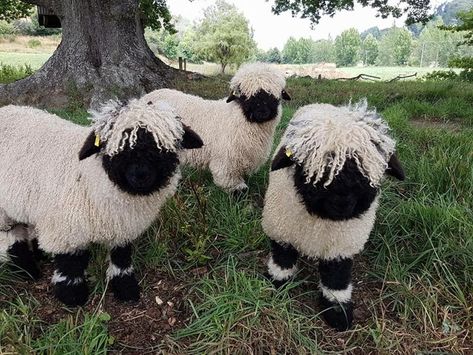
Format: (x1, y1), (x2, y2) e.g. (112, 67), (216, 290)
(0, 0), (177, 108)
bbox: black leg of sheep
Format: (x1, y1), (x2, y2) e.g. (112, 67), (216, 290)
(265, 240), (299, 288)
(53, 249), (90, 306)
(107, 243), (140, 302)
(318, 257), (354, 331)
(7, 224), (41, 280)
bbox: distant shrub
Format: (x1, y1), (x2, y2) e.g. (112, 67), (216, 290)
(0, 63), (34, 84)
(422, 70), (459, 81)
(0, 21), (17, 35)
(13, 13), (61, 36)
(27, 38), (41, 48)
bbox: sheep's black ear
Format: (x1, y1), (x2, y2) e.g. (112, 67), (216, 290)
(281, 90), (291, 101)
(79, 131), (103, 161)
(271, 146), (295, 171)
(226, 93), (238, 103)
(182, 125), (203, 149)
(386, 153), (405, 180)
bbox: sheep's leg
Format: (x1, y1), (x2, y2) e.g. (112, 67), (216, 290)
(52, 249), (90, 306)
(265, 240), (299, 288)
(5, 224), (41, 280)
(0, 209), (14, 231)
(318, 257), (354, 331)
(107, 243), (140, 302)
(209, 161), (248, 192)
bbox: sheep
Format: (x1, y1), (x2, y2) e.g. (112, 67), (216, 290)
(143, 62), (291, 192)
(0, 99), (203, 306)
(261, 100), (405, 331)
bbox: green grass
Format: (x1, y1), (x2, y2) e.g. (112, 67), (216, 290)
(0, 51), (52, 69)
(1, 76), (472, 353)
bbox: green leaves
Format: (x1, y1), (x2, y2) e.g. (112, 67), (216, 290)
(194, 0), (256, 73)
(335, 28), (361, 66)
(139, 0), (175, 33)
(0, 0), (33, 22)
(270, 0), (433, 26)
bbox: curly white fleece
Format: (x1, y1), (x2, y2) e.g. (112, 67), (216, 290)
(0, 102), (183, 254)
(90, 99), (184, 155)
(283, 100), (396, 187)
(230, 62), (287, 98)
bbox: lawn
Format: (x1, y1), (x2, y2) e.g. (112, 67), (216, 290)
(0, 73), (472, 353)
(0, 52), (52, 69)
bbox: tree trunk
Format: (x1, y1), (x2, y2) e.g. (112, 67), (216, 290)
(0, 0), (178, 108)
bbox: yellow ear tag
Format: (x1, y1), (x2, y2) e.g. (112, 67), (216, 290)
(285, 148), (293, 157)
(94, 134), (101, 147)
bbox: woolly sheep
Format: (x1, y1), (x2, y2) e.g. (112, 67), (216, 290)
(143, 62), (291, 192)
(262, 101), (405, 331)
(0, 99), (203, 306)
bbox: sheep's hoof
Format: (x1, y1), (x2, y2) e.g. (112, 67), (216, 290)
(319, 296), (353, 331)
(54, 281), (89, 307)
(110, 274), (140, 303)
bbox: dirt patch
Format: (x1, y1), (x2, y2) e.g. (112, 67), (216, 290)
(411, 118), (463, 132)
(3, 262), (194, 354)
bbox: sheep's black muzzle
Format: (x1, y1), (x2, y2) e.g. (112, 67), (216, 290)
(102, 128), (179, 196)
(293, 159), (378, 221)
(239, 90), (280, 124)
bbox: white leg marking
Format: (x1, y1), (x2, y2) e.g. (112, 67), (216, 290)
(267, 256), (297, 281)
(106, 263), (134, 280)
(51, 270), (84, 285)
(320, 282), (353, 303)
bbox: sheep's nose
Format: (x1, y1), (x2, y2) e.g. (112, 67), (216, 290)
(126, 164), (154, 187)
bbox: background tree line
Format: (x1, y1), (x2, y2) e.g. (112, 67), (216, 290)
(143, 0), (471, 69)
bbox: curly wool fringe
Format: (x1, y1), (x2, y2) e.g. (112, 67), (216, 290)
(90, 99), (184, 156)
(230, 62), (286, 98)
(283, 99), (396, 187)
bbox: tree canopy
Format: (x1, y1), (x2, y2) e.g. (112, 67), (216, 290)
(194, 0), (255, 73)
(271, 0), (434, 25)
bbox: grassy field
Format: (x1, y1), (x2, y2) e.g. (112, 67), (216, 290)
(1, 67), (473, 352)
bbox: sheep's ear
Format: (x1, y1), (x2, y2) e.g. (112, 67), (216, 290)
(226, 93), (238, 103)
(182, 125), (204, 149)
(386, 153), (405, 180)
(79, 131), (103, 161)
(281, 90), (291, 101)
(271, 146), (294, 171)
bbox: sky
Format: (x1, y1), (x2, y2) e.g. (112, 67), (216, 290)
(168, 0), (444, 50)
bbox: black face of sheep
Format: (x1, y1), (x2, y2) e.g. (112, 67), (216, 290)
(229, 90), (281, 123)
(101, 128), (179, 196)
(293, 160), (378, 220)
(79, 126), (203, 196)
(271, 147), (405, 221)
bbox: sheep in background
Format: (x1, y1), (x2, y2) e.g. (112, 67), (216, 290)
(262, 100), (405, 331)
(143, 62), (291, 192)
(0, 100), (203, 306)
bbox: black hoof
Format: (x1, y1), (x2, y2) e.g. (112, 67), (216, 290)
(54, 281), (89, 307)
(231, 188), (249, 200)
(319, 296), (353, 331)
(110, 274), (140, 302)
